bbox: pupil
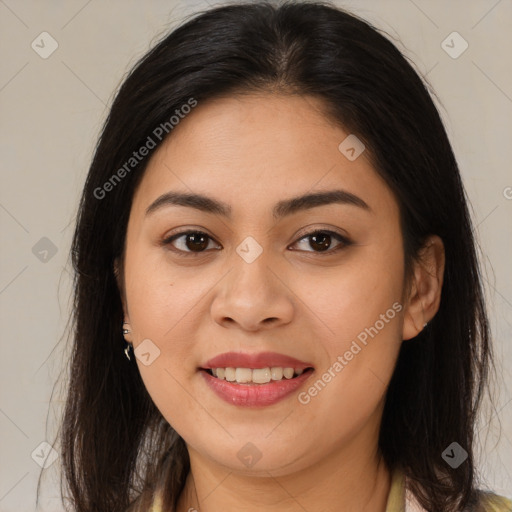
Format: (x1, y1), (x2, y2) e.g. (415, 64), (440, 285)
(311, 233), (330, 252)
(187, 233), (208, 251)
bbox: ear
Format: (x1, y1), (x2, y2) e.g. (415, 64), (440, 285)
(114, 257), (132, 341)
(402, 234), (445, 340)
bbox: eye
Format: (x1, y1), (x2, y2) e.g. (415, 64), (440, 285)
(161, 229), (352, 256)
(290, 229), (352, 254)
(162, 230), (220, 255)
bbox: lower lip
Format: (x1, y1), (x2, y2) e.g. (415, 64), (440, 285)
(200, 369), (314, 407)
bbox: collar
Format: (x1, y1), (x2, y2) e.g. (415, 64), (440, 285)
(386, 468), (426, 512)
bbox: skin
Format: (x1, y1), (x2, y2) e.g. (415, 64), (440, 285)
(117, 93), (445, 511)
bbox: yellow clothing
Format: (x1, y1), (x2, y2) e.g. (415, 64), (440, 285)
(145, 468), (512, 511)
(386, 468), (512, 511)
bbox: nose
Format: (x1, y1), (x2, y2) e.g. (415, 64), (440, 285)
(210, 255), (295, 332)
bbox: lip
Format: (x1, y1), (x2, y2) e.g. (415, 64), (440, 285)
(202, 351), (313, 371)
(200, 367), (315, 407)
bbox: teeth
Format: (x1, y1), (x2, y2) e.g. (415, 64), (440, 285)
(208, 366), (307, 384)
(225, 367), (236, 382)
(235, 368), (252, 383)
(270, 367), (283, 380)
(283, 367), (294, 379)
(252, 368), (271, 384)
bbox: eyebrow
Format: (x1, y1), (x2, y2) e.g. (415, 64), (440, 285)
(145, 189), (371, 220)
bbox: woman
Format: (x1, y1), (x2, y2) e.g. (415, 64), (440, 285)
(57, 1), (511, 511)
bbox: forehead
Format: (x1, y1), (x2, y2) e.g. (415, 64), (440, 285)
(131, 93), (398, 221)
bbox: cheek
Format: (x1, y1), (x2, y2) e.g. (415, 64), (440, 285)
(292, 239), (404, 418)
(293, 235), (404, 344)
(292, 293), (403, 460)
(122, 250), (208, 417)
(124, 243), (207, 341)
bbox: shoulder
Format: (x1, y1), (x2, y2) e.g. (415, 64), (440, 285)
(477, 492), (512, 512)
(397, 468), (511, 512)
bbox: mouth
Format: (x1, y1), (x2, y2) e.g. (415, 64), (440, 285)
(199, 351), (315, 407)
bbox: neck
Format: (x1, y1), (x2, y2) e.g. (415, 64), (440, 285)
(175, 429), (391, 512)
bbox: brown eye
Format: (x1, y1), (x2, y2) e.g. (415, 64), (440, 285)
(164, 231), (219, 254)
(291, 230), (351, 254)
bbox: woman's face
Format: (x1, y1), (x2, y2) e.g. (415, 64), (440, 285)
(120, 93), (412, 476)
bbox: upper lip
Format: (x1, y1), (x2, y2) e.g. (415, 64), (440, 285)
(201, 351), (314, 371)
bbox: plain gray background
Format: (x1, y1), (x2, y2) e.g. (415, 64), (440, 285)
(0, 0), (511, 510)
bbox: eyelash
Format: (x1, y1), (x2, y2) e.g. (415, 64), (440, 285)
(161, 229), (352, 257)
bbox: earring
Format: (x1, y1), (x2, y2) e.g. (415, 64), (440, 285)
(123, 322), (132, 361)
(124, 342), (132, 361)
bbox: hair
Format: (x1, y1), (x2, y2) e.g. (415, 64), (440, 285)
(50, 1), (500, 511)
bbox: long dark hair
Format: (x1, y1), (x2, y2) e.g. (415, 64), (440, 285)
(51, 1), (497, 510)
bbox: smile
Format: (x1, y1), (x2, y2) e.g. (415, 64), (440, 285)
(199, 351), (315, 406)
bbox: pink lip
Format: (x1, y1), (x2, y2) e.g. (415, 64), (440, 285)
(202, 351), (313, 371)
(200, 368), (315, 407)
(200, 352), (315, 407)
